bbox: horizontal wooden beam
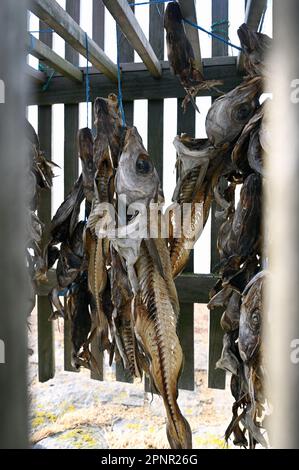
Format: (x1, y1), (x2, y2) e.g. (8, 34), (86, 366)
(102, 0), (162, 78)
(178, 0), (203, 72)
(30, 0), (118, 81)
(27, 57), (242, 105)
(27, 33), (83, 82)
(244, 0), (268, 31)
(36, 269), (217, 304)
(26, 64), (46, 85)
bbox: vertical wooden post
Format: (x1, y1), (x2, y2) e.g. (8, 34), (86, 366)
(176, 103), (195, 391)
(115, 0), (135, 383)
(266, 0), (299, 448)
(208, 0), (228, 390)
(37, 22), (55, 383)
(63, 0), (80, 373)
(90, 0), (106, 381)
(148, 2), (164, 180)
(0, 0), (28, 448)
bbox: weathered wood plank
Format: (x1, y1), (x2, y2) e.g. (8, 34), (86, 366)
(175, 100), (196, 390)
(178, 0), (202, 72)
(38, 101), (55, 383)
(93, 0), (105, 50)
(208, 0), (228, 390)
(26, 65), (47, 85)
(37, 272), (216, 304)
(0, 0), (28, 448)
(63, 0), (80, 374)
(148, 2), (164, 181)
(30, 0), (118, 80)
(115, 1), (134, 384)
(27, 58), (242, 106)
(27, 33), (83, 82)
(102, 0), (162, 78)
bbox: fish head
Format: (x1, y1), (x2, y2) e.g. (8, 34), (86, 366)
(238, 272), (265, 362)
(206, 77), (263, 147)
(115, 127), (160, 207)
(164, 2), (183, 29)
(78, 127), (93, 162)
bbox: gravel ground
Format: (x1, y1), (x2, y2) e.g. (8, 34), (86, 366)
(28, 304), (234, 449)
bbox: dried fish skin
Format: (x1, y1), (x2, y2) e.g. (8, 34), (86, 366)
(206, 77), (263, 148)
(135, 242), (192, 449)
(78, 127), (95, 204)
(238, 272), (265, 363)
(164, 2), (222, 113)
(238, 23), (272, 77)
(93, 94), (124, 167)
(115, 127), (160, 206)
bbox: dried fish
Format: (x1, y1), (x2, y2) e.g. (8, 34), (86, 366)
(238, 23), (272, 77)
(164, 2), (222, 113)
(135, 240), (192, 449)
(206, 77), (263, 148)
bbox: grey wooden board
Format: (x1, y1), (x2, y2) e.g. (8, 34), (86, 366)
(208, 0), (228, 391)
(27, 65), (46, 85)
(102, 0), (162, 77)
(38, 97), (55, 383)
(0, 0), (28, 448)
(208, 308), (225, 389)
(63, 0), (80, 374)
(27, 33), (83, 82)
(30, 0), (118, 80)
(37, 272), (216, 304)
(176, 100), (196, 390)
(116, 1), (134, 384)
(93, 0), (105, 50)
(27, 59), (242, 106)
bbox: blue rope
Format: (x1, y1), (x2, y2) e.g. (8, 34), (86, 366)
(85, 32), (90, 129)
(183, 18), (243, 52)
(116, 26), (126, 128)
(258, 8), (266, 33)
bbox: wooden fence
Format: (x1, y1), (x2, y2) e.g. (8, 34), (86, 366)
(29, 0), (267, 391)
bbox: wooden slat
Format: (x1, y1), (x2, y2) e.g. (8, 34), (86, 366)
(27, 58), (242, 106)
(238, 0), (268, 71)
(115, 1), (134, 384)
(26, 64), (47, 85)
(30, 0), (118, 80)
(90, 0), (105, 382)
(148, 2), (164, 181)
(27, 33), (83, 82)
(244, 0), (268, 31)
(38, 98), (55, 382)
(176, 100), (195, 391)
(102, 0), (162, 78)
(178, 0), (202, 72)
(63, 0), (80, 374)
(0, 0), (28, 448)
(208, 0), (228, 390)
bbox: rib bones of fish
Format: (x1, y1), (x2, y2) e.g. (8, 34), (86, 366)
(134, 240), (191, 449)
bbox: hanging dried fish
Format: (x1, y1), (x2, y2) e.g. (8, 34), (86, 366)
(134, 240), (192, 449)
(238, 23), (272, 77)
(206, 77), (263, 148)
(164, 2), (222, 113)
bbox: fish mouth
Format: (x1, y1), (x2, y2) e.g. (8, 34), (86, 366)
(238, 337), (260, 362)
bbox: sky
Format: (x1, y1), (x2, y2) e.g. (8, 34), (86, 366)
(27, 0), (273, 274)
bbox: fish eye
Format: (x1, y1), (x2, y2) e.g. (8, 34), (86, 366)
(251, 311), (260, 325)
(236, 103), (252, 121)
(136, 155), (152, 175)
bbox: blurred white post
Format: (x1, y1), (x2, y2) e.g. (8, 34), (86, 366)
(0, 0), (28, 448)
(266, 0), (299, 449)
